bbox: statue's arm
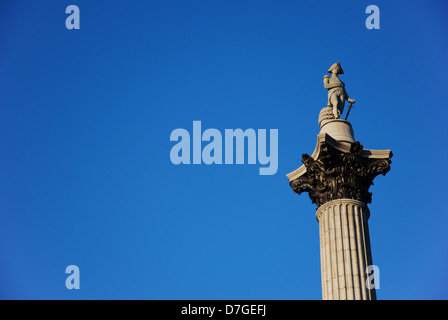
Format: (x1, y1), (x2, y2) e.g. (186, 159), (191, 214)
(344, 91), (356, 104)
(324, 82), (343, 89)
(323, 75), (343, 89)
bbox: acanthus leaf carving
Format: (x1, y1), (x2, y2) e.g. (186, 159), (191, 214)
(290, 141), (391, 207)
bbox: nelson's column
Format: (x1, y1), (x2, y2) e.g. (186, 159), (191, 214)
(287, 62), (392, 300)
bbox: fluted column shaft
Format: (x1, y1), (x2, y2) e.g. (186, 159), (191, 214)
(316, 199), (376, 300)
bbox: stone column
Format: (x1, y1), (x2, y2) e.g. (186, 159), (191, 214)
(287, 119), (392, 300)
(317, 199), (375, 300)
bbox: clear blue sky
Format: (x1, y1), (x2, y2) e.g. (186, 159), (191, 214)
(0, 0), (447, 299)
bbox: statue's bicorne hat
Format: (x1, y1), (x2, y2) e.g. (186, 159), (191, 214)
(328, 62), (344, 74)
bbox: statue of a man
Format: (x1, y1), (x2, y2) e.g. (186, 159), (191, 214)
(323, 62), (356, 119)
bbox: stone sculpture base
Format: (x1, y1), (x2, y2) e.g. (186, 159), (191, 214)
(318, 106), (335, 127)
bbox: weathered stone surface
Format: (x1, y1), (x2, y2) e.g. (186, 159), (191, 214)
(287, 119), (392, 300)
(319, 119), (355, 143)
(323, 62), (356, 120)
(288, 63), (392, 300)
(289, 138), (391, 207)
(317, 199), (376, 300)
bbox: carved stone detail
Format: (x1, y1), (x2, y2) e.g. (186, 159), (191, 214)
(289, 141), (391, 208)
